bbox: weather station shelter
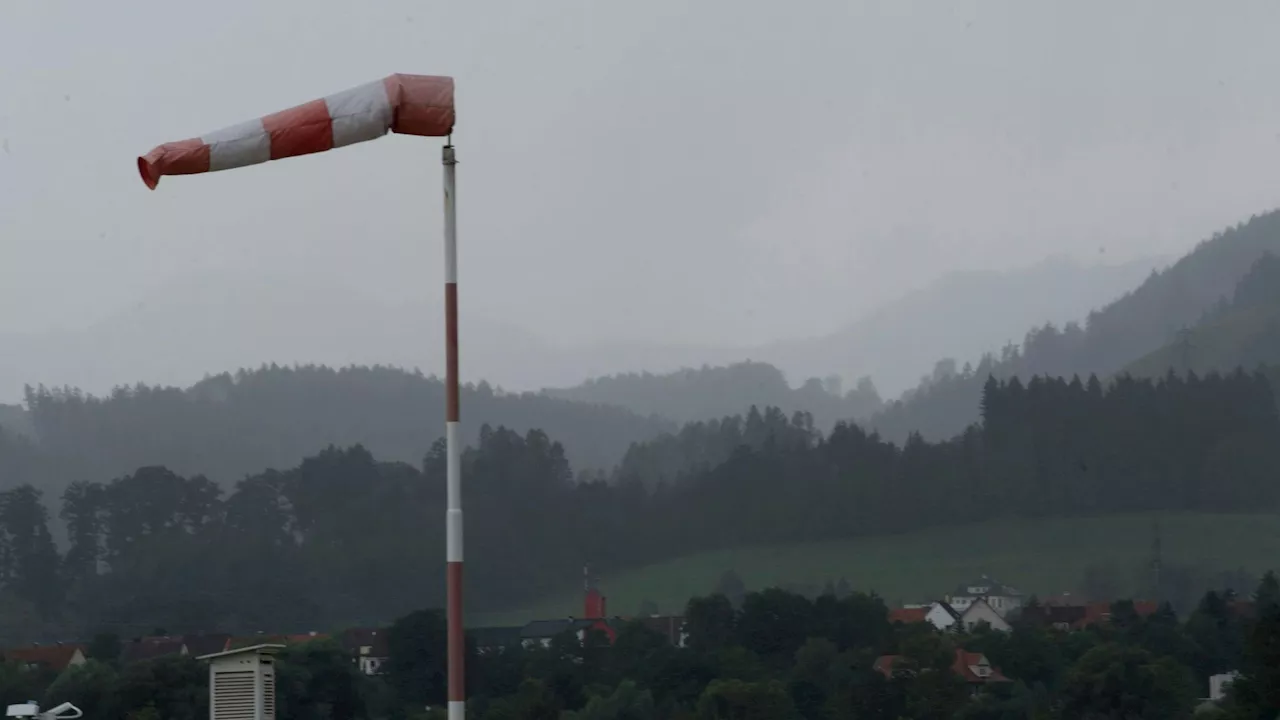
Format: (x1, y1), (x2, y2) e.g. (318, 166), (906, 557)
(197, 644), (285, 720)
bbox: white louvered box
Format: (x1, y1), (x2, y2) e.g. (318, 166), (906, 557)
(198, 644), (285, 720)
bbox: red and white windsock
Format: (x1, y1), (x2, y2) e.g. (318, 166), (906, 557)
(138, 72), (466, 720)
(137, 73), (454, 189)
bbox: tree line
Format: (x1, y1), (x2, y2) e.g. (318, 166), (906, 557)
(10, 577), (1280, 720)
(0, 364), (1276, 640)
(545, 361), (882, 429)
(1, 363), (673, 497)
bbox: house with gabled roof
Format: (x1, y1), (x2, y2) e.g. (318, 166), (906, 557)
(469, 626), (524, 654)
(338, 628), (389, 676)
(1019, 602), (1088, 630)
(874, 648), (1012, 696)
(225, 631), (327, 651)
(1071, 601), (1159, 629)
(960, 598), (1011, 632)
(889, 602), (963, 632)
(4, 644), (87, 672)
(889, 606), (929, 625)
(519, 619), (598, 649)
(181, 634), (232, 658)
(946, 575), (1025, 618)
(121, 636), (187, 664)
(634, 615), (688, 648)
(518, 570), (686, 650)
(926, 602), (963, 631)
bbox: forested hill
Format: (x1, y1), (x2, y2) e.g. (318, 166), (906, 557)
(0, 403), (30, 437)
(543, 361), (883, 428)
(4, 364), (673, 493)
(870, 208), (1280, 442)
(4, 362), (1277, 641)
(1125, 253), (1280, 378)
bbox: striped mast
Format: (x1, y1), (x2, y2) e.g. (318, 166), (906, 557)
(137, 74), (466, 720)
(443, 141), (464, 720)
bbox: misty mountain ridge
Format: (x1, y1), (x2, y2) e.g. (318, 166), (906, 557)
(0, 255), (1160, 409)
(7, 364), (675, 497)
(740, 253), (1163, 397)
(544, 360), (884, 429)
(871, 208), (1280, 442)
(1124, 252), (1280, 379)
(0, 270), (562, 403)
(536, 255), (1160, 427)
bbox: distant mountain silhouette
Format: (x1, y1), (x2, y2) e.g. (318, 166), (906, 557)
(544, 361), (882, 429)
(540, 256), (1162, 425)
(1124, 253), (1280, 379)
(0, 269), (568, 402)
(0, 256), (1161, 420)
(748, 254), (1163, 396)
(870, 209), (1280, 442)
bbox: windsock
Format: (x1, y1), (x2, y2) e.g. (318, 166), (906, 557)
(137, 74), (454, 189)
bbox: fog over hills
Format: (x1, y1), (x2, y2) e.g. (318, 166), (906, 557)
(741, 254), (1164, 396)
(0, 255), (1162, 405)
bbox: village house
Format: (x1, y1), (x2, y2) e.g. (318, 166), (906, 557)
(338, 628), (390, 676)
(874, 648), (1012, 696)
(926, 602), (962, 631)
(519, 619), (599, 649)
(517, 572), (686, 649)
(959, 598), (1011, 632)
(888, 606), (929, 625)
(1072, 601), (1160, 629)
(121, 636), (188, 664)
(889, 601), (969, 633)
(182, 633), (232, 657)
(946, 575), (1025, 618)
(635, 614), (689, 648)
(3, 644), (87, 673)
(226, 631), (327, 651)
(469, 626), (524, 654)
(1019, 602), (1089, 630)
(1208, 672), (1240, 703)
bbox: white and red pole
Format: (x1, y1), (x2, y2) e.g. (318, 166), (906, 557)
(442, 141), (465, 720)
(135, 73), (465, 717)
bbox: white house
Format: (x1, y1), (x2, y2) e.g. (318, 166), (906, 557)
(960, 598), (1011, 632)
(946, 575), (1025, 618)
(1209, 672), (1240, 702)
(924, 602), (962, 632)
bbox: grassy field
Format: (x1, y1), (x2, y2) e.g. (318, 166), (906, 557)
(471, 512), (1280, 626)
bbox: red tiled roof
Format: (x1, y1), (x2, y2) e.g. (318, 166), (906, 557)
(182, 634), (231, 657)
(1021, 603), (1087, 627)
(952, 650), (1011, 683)
(888, 607), (929, 624)
(227, 632), (327, 650)
(122, 637), (186, 664)
(872, 654), (898, 676)
(5, 645), (85, 671)
(1071, 601), (1159, 629)
(874, 649), (1011, 684)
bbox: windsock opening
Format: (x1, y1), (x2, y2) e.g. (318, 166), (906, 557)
(138, 156), (160, 190)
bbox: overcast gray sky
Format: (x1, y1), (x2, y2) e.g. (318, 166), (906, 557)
(3, 0), (1280, 355)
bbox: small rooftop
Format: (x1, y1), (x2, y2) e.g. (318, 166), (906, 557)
(520, 619), (595, 639)
(197, 643), (286, 661)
